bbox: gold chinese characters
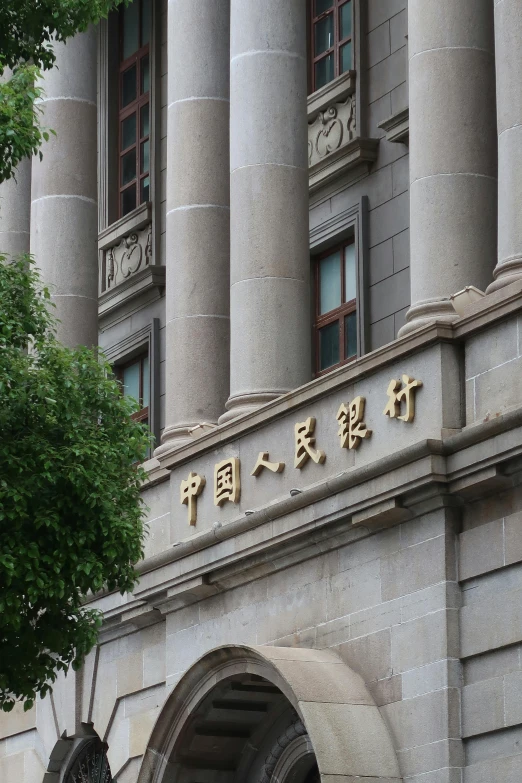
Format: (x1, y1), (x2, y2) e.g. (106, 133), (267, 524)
(251, 452), (285, 477)
(337, 396), (372, 450)
(179, 373), (423, 527)
(294, 417), (326, 469)
(214, 458), (240, 506)
(180, 471), (205, 526)
(383, 375), (423, 423)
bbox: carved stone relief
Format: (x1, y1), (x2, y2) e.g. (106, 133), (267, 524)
(102, 222), (152, 291)
(308, 95), (357, 168)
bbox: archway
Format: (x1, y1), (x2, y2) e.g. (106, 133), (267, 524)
(137, 645), (401, 783)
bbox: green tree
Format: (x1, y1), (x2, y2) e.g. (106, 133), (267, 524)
(0, 0), (127, 184)
(0, 257), (151, 712)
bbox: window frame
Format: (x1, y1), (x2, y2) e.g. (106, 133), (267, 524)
(313, 239), (358, 377)
(104, 319), (161, 457)
(309, 197), (370, 369)
(118, 0), (151, 219)
(310, 0), (354, 94)
(115, 352), (150, 424)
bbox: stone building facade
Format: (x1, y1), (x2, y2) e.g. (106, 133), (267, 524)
(1, 0), (522, 781)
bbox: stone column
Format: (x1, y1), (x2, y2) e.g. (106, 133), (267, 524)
(488, 0), (522, 292)
(399, 0), (497, 335)
(156, 0), (230, 455)
(30, 30), (98, 349)
(0, 160), (31, 259)
(220, 0), (311, 423)
(0, 70), (31, 259)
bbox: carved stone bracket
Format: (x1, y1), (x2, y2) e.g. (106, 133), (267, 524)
(308, 95), (357, 169)
(104, 223), (152, 290)
(307, 72), (379, 195)
(98, 202), (154, 294)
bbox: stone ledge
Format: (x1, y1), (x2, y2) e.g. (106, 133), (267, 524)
(98, 202), (152, 251)
(98, 265), (165, 329)
(378, 108), (409, 145)
(309, 137), (379, 194)
(307, 70), (356, 121)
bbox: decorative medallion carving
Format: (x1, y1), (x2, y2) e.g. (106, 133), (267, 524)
(102, 221), (152, 291)
(65, 739), (112, 783)
(308, 95), (356, 168)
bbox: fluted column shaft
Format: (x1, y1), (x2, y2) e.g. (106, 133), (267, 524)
(157, 0), (231, 454)
(30, 30), (98, 349)
(400, 0), (497, 335)
(488, 0), (522, 292)
(220, 0), (311, 423)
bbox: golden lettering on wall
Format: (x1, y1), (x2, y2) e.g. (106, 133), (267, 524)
(294, 417), (326, 469)
(337, 396), (372, 449)
(180, 471), (206, 526)
(383, 375), (423, 423)
(251, 452), (285, 477)
(179, 372), (423, 527)
(214, 458), (241, 506)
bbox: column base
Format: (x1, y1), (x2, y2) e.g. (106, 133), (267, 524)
(398, 297), (459, 338)
(486, 258), (522, 294)
(154, 421), (218, 459)
(218, 391), (289, 425)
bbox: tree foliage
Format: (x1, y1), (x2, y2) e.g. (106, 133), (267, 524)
(0, 0), (127, 184)
(0, 257), (151, 712)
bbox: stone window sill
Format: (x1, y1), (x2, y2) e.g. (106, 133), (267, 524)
(98, 202), (152, 251)
(307, 70), (356, 122)
(378, 108), (409, 145)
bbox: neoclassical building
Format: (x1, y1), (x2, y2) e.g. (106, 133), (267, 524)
(2, 0), (522, 781)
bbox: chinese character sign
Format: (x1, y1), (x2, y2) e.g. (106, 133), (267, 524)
(383, 375), (423, 423)
(178, 372), (423, 528)
(180, 471), (205, 526)
(337, 396), (372, 450)
(214, 458), (241, 506)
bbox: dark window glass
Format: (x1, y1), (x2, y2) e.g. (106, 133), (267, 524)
(122, 65), (137, 107)
(123, 1), (139, 59)
(118, 0), (151, 218)
(121, 150), (136, 186)
(116, 353), (150, 425)
(141, 176), (150, 204)
(310, 0), (354, 92)
(319, 251), (341, 314)
(340, 41), (352, 74)
(313, 239), (358, 375)
(315, 15), (334, 55)
(121, 113), (136, 150)
(141, 0), (150, 45)
(121, 186), (137, 216)
(315, 55), (335, 90)
(141, 139), (150, 173)
(141, 54), (150, 94)
(315, 0), (333, 13)
(345, 312), (357, 358)
(319, 322), (340, 370)
(140, 104), (150, 137)
(340, 1), (352, 39)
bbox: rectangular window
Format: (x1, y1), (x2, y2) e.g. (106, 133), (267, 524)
(313, 239), (357, 375)
(310, 0), (353, 93)
(119, 0), (150, 218)
(115, 352), (150, 424)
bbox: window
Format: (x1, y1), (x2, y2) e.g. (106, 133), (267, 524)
(310, 0), (353, 92)
(119, 0), (151, 217)
(116, 352), (150, 424)
(313, 239), (357, 375)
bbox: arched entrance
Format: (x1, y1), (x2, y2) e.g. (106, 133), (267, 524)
(138, 645), (401, 783)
